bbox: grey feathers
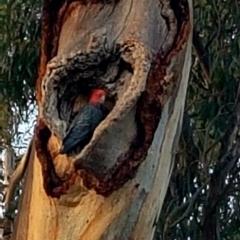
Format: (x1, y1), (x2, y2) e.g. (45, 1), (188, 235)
(60, 104), (108, 155)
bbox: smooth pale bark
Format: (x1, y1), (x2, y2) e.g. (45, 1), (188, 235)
(12, 0), (193, 239)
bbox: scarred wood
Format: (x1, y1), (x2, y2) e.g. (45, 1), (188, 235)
(35, 0), (190, 198)
(12, 0), (193, 239)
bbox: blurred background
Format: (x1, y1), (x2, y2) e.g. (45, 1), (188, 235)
(1, 0), (240, 239)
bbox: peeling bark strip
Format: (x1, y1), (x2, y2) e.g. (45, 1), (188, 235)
(34, 0), (190, 198)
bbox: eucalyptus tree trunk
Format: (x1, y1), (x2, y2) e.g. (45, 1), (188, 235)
(11, 0), (193, 239)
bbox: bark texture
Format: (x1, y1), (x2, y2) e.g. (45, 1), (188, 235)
(12, 0), (193, 239)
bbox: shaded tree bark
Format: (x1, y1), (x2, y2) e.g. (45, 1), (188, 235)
(11, 0), (193, 239)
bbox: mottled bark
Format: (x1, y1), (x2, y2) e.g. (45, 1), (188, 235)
(12, 0), (193, 239)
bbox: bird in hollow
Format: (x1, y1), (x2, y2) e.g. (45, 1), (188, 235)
(59, 89), (109, 155)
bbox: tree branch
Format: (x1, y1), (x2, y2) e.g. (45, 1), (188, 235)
(192, 27), (211, 88)
(4, 138), (33, 213)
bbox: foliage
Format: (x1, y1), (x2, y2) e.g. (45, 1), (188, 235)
(0, 0), (41, 149)
(157, 0), (240, 239)
(0, 0), (40, 233)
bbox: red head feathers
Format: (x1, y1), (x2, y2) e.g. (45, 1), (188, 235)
(89, 89), (106, 104)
